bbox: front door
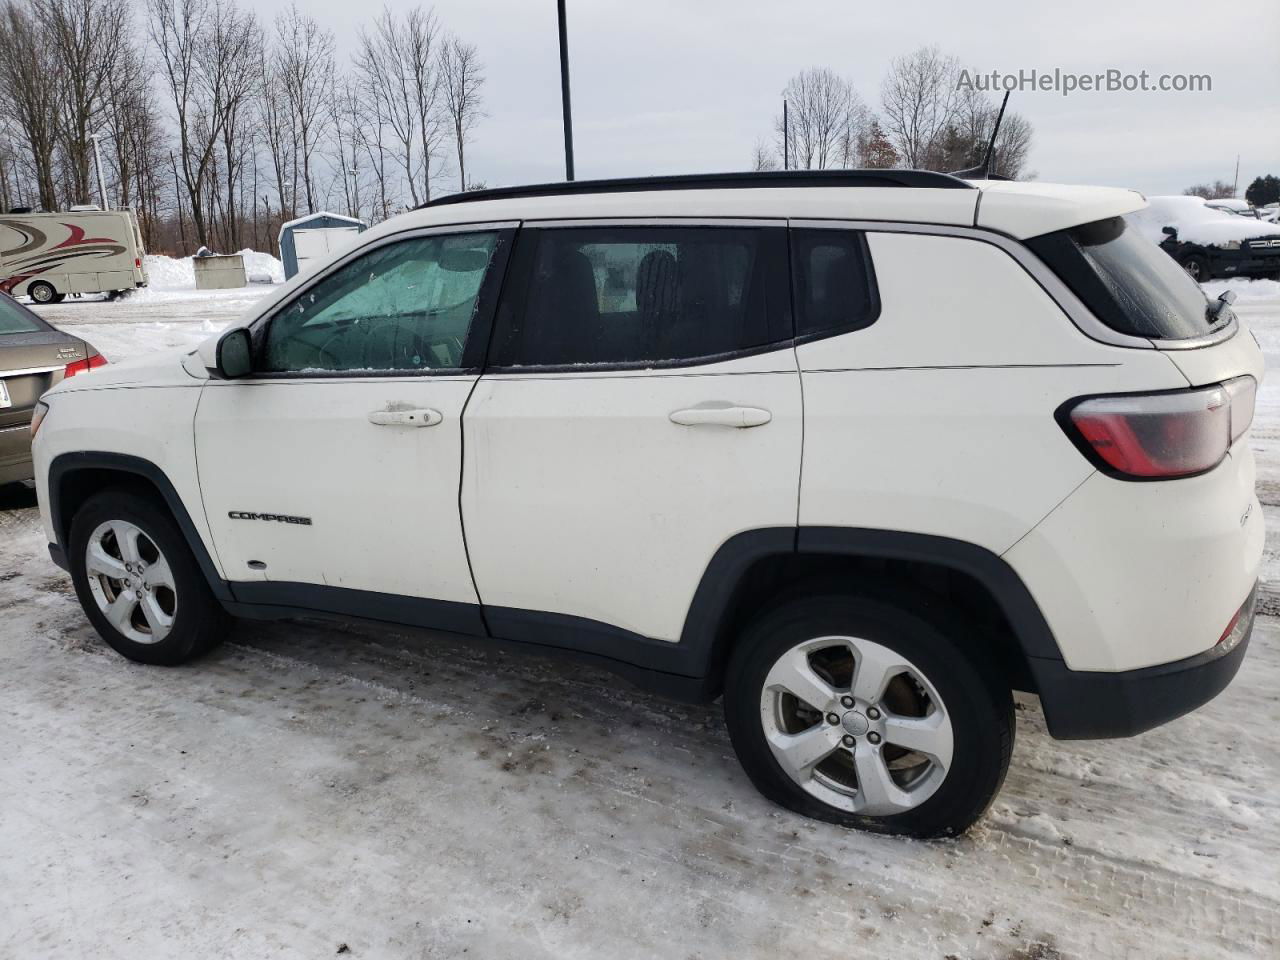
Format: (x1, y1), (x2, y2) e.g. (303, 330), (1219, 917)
(195, 225), (513, 632)
(462, 221), (802, 647)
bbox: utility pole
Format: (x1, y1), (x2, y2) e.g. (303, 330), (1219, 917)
(88, 133), (109, 210)
(557, 0), (575, 181)
(783, 99), (789, 171)
(1233, 155), (1240, 197)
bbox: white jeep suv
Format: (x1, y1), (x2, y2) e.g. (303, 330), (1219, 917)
(30, 171), (1263, 837)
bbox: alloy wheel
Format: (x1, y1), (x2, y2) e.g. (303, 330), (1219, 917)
(758, 635), (954, 816)
(83, 520), (178, 644)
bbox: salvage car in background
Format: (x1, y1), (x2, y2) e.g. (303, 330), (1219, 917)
(0, 291), (104, 485)
(1129, 195), (1280, 281)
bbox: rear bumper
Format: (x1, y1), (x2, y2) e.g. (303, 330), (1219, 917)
(0, 422), (34, 484)
(1032, 583), (1256, 739)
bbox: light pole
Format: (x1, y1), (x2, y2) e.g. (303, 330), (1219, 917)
(783, 99), (789, 171)
(88, 133), (109, 210)
(557, 0), (575, 181)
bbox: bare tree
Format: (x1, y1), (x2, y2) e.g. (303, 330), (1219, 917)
(880, 46), (962, 168)
(36, 0), (129, 204)
(771, 68), (869, 171)
(439, 33), (484, 192)
(1183, 180), (1237, 200)
(328, 77), (375, 220)
(355, 5), (447, 207)
(0, 1), (62, 208)
(205, 2), (258, 248)
(274, 3), (334, 213)
(256, 39), (297, 223)
(101, 37), (170, 240)
(750, 139), (778, 172)
(148, 0), (217, 246)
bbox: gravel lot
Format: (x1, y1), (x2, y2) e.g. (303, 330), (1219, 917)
(2, 282), (1278, 959)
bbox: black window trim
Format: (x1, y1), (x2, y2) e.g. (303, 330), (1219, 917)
(787, 224), (882, 346)
(483, 217), (797, 375)
(243, 220), (518, 381)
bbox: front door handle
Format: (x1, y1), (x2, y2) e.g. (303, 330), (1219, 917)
(669, 403), (772, 428)
(368, 407), (443, 427)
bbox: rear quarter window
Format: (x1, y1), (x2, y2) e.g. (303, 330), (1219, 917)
(790, 229), (880, 339)
(0, 295), (45, 335)
(1026, 216), (1222, 340)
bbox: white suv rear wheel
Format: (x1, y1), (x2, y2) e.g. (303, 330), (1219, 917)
(724, 591), (1013, 837)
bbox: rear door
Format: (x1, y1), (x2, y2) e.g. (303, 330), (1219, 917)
(195, 224), (513, 630)
(461, 220), (802, 646)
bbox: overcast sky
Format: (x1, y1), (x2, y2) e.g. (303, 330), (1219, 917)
(257, 0), (1279, 198)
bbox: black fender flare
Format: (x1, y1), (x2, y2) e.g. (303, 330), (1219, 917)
(47, 451), (232, 602)
(678, 526), (1066, 681)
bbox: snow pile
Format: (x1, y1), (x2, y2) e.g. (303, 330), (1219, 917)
(1128, 195), (1280, 247)
(143, 254), (196, 290)
(1203, 277), (1280, 301)
(237, 248), (285, 285)
(143, 250), (284, 290)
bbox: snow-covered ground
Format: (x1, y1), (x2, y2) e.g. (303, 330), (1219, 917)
(2, 279), (1279, 959)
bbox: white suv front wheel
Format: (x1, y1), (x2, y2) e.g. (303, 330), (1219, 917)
(68, 489), (230, 665)
(724, 593), (1013, 838)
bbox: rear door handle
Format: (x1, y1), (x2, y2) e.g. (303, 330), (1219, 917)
(669, 403), (772, 428)
(368, 407), (443, 427)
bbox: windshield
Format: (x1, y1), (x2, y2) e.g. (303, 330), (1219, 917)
(1027, 216), (1222, 340)
(0, 295), (45, 335)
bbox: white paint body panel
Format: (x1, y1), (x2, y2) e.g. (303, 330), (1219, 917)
(32, 378), (210, 563)
(462, 350), (802, 641)
(798, 228), (1261, 672)
(194, 376), (479, 603)
(797, 231), (1190, 554)
(1004, 445), (1262, 671)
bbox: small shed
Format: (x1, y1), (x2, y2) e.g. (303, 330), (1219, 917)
(278, 212), (367, 281)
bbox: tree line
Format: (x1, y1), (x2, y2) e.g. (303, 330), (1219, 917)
(754, 47), (1034, 179)
(0, 0), (485, 254)
(1185, 176), (1280, 207)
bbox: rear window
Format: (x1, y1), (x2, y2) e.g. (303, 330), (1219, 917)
(1026, 216), (1223, 340)
(0, 295), (44, 335)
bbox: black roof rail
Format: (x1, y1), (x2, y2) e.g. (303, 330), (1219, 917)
(419, 169), (974, 209)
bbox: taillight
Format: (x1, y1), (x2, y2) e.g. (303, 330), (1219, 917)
(64, 353), (107, 378)
(135, 257), (141, 268)
(1060, 376), (1256, 480)
(30, 400), (49, 439)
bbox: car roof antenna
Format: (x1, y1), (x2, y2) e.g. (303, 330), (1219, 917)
(951, 91), (1013, 181)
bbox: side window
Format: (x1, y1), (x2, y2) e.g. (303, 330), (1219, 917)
(260, 231), (500, 373)
(790, 229), (879, 338)
(490, 226), (791, 367)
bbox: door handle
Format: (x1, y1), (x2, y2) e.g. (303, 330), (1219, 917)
(368, 407), (443, 427)
(669, 403), (772, 428)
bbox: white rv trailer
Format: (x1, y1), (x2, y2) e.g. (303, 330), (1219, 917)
(0, 208), (148, 303)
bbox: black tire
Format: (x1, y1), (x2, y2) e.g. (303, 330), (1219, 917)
(68, 488), (230, 665)
(28, 280), (58, 304)
(723, 592), (1014, 838)
(1179, 254), (1211, 283)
